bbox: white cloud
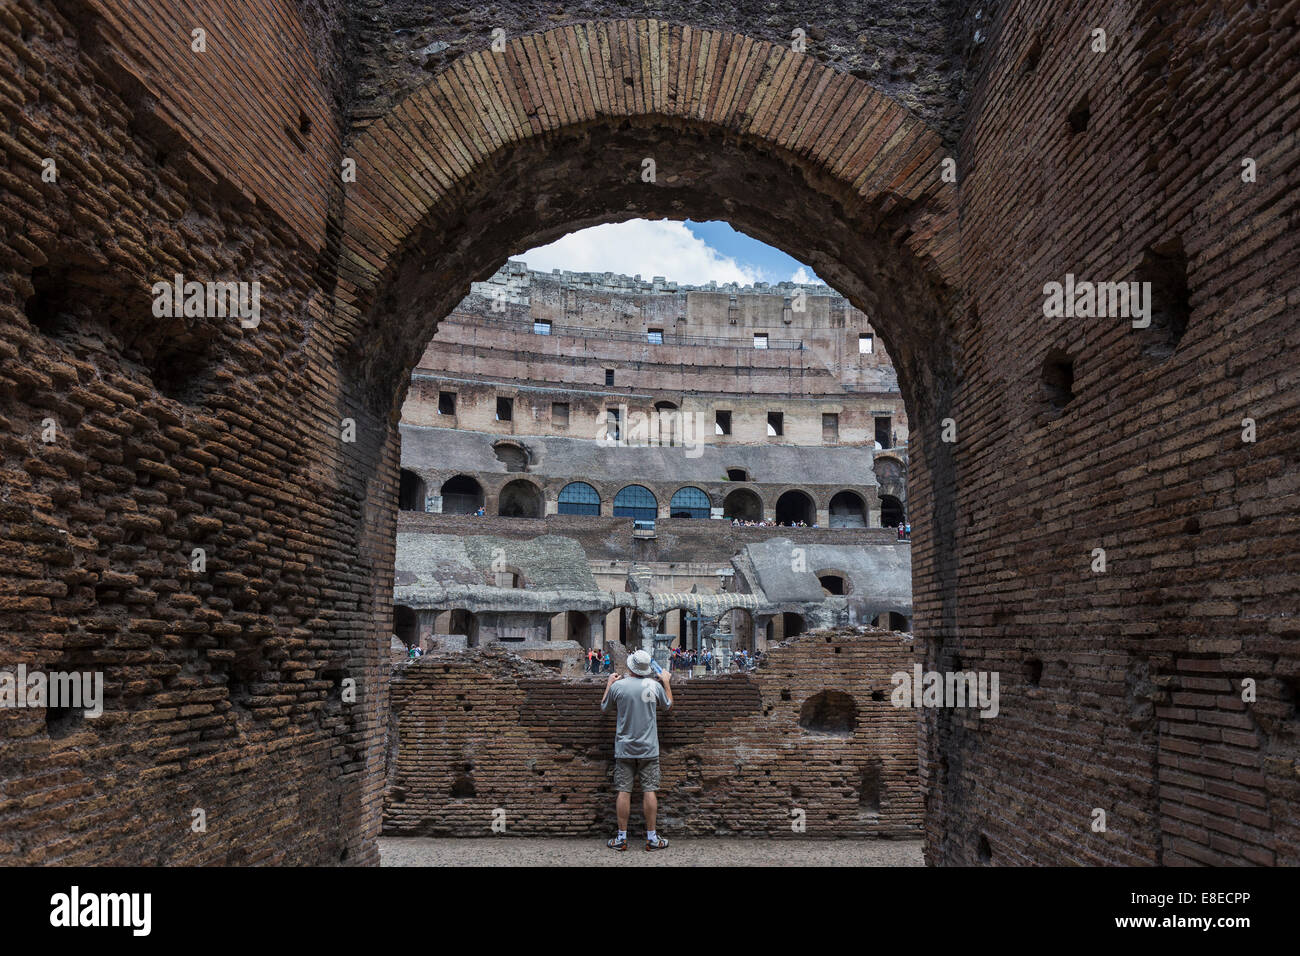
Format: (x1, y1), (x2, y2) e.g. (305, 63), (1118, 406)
(516, 220), (764, 286)
(790, 266), (814, 284)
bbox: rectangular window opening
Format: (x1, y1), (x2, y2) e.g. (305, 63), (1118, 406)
(438, 391), (456, 415)
(647, 328), (663, 345)
(822, 413), (839, 443)
(604, 369), (615, 386)
(533, 320), (552, 335)
(496, 396), (513, 422)
(552, 402), (569, 427)
(754, 333), (769, 349)
(859, 333), (874, 354)
(767, 411), (784, 437)
(715, 410), (732, 436)
(875, 416), (892, 448)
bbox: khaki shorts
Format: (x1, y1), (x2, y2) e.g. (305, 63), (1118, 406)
(613, 757), (661, 793)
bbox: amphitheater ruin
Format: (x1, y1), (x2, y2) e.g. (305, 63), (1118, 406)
(0, 0), (1296, 867)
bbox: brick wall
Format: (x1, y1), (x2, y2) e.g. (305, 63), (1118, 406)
(384, 628), (921, 836)
(922, 0), (1300, 865)
(0, 0), (380, 865)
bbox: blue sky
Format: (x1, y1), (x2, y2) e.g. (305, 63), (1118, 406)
(516, 219), (821, 286)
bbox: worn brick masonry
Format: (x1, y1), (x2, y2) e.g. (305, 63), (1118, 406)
(0, 0), (1296, 866)
(385, 628), (922, 837)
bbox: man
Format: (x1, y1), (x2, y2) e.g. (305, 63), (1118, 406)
(600, 649), (672, 851)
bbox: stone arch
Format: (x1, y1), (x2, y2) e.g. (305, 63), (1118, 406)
(723, 487), (763, 522)
(497, 478), (544, 518)
(828, 489), (867, 528)
(815, 569), (852, 596)
(669, 485), (712, 518)
(335, 21), (958, 425)
(775, 489), (816, 526)
(557, 480), (601, 516)
(332, 17), (960, 860)
(440, 474), (485, 514)
(613, 484), (658, 522)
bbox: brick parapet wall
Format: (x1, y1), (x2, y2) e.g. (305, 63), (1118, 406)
(384, 628), (922, 837)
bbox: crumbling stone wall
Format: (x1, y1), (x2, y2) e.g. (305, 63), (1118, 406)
(384, 628), (921, 836)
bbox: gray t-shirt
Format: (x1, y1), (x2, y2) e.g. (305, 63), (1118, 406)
(601, 676), (671, 759)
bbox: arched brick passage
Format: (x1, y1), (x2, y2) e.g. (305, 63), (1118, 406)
(335, 21), (959, 421)
(5, 0), (1289, 869)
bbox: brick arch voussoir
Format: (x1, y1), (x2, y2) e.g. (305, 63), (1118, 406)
(336, 20), (957, 369)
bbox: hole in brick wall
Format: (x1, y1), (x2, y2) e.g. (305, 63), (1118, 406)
(1135, 239), (1191, 361)
(860, 759), (883, 812)
(951, 654), (963, 671)
(1280, 676), (1300, 720)
(780, 689), (791, 700)
(1041, 349), (1075, 412)
(25, 266), (73, 337)
(835, 646), (842, 653)
(871, 689), (885, 702)
(1067, 94), (1090, 134)
(1183, 516), (1201, 535)
(790, 784), (803, 799)
(1025, 659), (1043, 686)
(45, 703), (81, 739)
(1021, 36), (1042, 74)
(977, 834), (992, 862)
(798, 690), (858, 736)
(450, 774), (477, 797)
(339, 847), (349, 862)
(226, 848), (248, 865)
(299, 110), (311, 136)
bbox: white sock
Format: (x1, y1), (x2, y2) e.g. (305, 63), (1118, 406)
(647, 830), (658, 843)
(617, 830), (627, 841)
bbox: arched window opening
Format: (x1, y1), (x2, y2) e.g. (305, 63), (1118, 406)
(723, 488), (762, 522)
(828, 490), (867, 528)
(613, 484), (657, 523)
(441, 475), (484, 515)
(818, 574), (847, 595)
(669, 486), (710, 519)
(558, 481), (601, 516)
(498, 479), (544, 518)
(775, 490), (815, 526)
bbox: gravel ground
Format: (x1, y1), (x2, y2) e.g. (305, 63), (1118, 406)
(379, 836), (924, 866)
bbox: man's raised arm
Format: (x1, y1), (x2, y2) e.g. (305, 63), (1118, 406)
(600, 671), (621, 709)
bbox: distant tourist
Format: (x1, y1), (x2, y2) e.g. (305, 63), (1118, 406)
(600, 649), (672, 852)
(602, 651), (611, 673)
